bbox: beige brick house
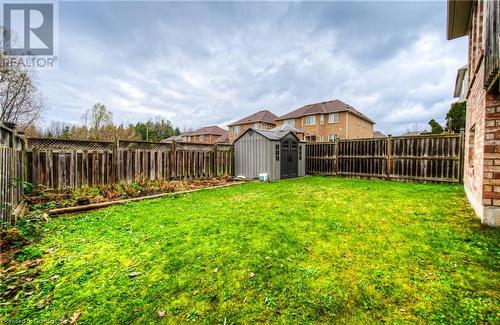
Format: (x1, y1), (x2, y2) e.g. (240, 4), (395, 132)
(181, 126), (228, 144)
(447, 0), (499, 226)
(275, 99), (374, 142)
(227, 110), (278, 143)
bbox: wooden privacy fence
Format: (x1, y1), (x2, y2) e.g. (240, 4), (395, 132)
(0, 125), (25, 226)
(26, 138), (234, 190)
(306, 133), (464, 183)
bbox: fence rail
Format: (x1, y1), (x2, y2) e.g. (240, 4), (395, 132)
(0, 125), (25, 226)
(26, 138), (234, 190)
(306, 133), (464, 183)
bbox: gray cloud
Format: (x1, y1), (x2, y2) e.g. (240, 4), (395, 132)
(36, 1), (467, 135)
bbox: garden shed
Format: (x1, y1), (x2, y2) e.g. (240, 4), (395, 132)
(234, 128), (306, 181)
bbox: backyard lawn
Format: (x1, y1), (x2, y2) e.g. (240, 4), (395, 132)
(3, 177), (499, 323)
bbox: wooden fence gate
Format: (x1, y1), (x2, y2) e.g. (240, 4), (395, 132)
(306, 133), (464, 183)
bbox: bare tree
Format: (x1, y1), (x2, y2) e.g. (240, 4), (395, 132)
(82, 103), (113, 139)
(0, 29), (45, 128)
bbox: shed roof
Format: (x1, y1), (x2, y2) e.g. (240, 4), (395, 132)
(234, 127), (300, 142)
(270, 124), (305, 134)
(276, 99), (374, 124)
(228, 110), (278, 127)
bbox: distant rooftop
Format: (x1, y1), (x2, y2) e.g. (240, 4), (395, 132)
(184, 125), (227, 136)
(276, 99), (374, 124)
(228, 110), (278, 127)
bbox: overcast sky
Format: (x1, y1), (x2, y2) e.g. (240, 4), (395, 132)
(36, 0), (467, 135)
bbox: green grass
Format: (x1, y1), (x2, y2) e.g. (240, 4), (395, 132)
(3, 177), (499, 323)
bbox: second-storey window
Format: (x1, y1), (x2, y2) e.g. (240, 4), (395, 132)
(284, 119), (295, 127)
(328, 113), (339, 123)
(199, 135), (204, 142)
(253, 122), (260, 129)
(232, 126), (240, 134)
(305, 115), (316, 126)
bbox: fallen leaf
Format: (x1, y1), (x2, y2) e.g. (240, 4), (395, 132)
(69, 310), (81, 324)
(248, 272), (255, 278)
(213, 268), (219, 273)
(23, 291), (33, 297)
(158, 310), (165, 318)
(45, 248), (55, 254)
(264, 264), (272, 270)
(25, 277), (34, 282)
(50, 275), (59, 281)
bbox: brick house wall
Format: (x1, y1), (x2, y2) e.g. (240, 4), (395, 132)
(181, 134), (220, 144)
(228, 122), (275, 143)
(461, 0), (500, 226)
(275, 112), (373, 142)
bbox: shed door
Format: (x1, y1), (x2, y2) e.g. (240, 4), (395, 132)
(281, 138), (298, 179)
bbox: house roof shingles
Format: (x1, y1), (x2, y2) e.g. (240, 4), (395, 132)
(276, 99), (374, 124)
(184, 126), (227, 136)
(373, 131), (386, 138)
(228, 110), (278, 127)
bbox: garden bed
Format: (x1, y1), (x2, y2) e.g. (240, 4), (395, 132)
(24, 178), (236, 213)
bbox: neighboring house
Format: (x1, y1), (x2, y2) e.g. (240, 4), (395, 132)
(454, 65), (469, 102)
(181, 126), (228, 144)
(275, 99), (374, 142)
(227, 110), (278, 143)
(373, 131), (387, 138)
(214, 132), (229, 144)
(447, 0), (500, 226)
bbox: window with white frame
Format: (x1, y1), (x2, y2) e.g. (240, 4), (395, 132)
(232, 126), (240, 134)
(199, 135), (204, 142)
(328, 113), (339, 124)
(320, 114), (324, 125)
(328, 134), (337, 142)
(253, 122), (260, 129)
(305, 115), (316, 126)
(284, 119), (295, 127)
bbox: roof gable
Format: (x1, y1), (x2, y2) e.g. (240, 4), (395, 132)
(184, 126), (227, 136)
(228, 110), (278, 127)
(276, 99), (374, 124)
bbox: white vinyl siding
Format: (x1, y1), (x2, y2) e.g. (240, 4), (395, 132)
(328, 113), (339, 124)
(305, 115), (316, 126)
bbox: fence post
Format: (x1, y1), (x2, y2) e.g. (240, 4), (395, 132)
(214, 144), (219, 177)
(171, 141), (176, 179)
(458, 128), (465, 183)
(335, 141), (339, 175)
(113, 139), (119, 183)
(386, 135), (393, 179)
